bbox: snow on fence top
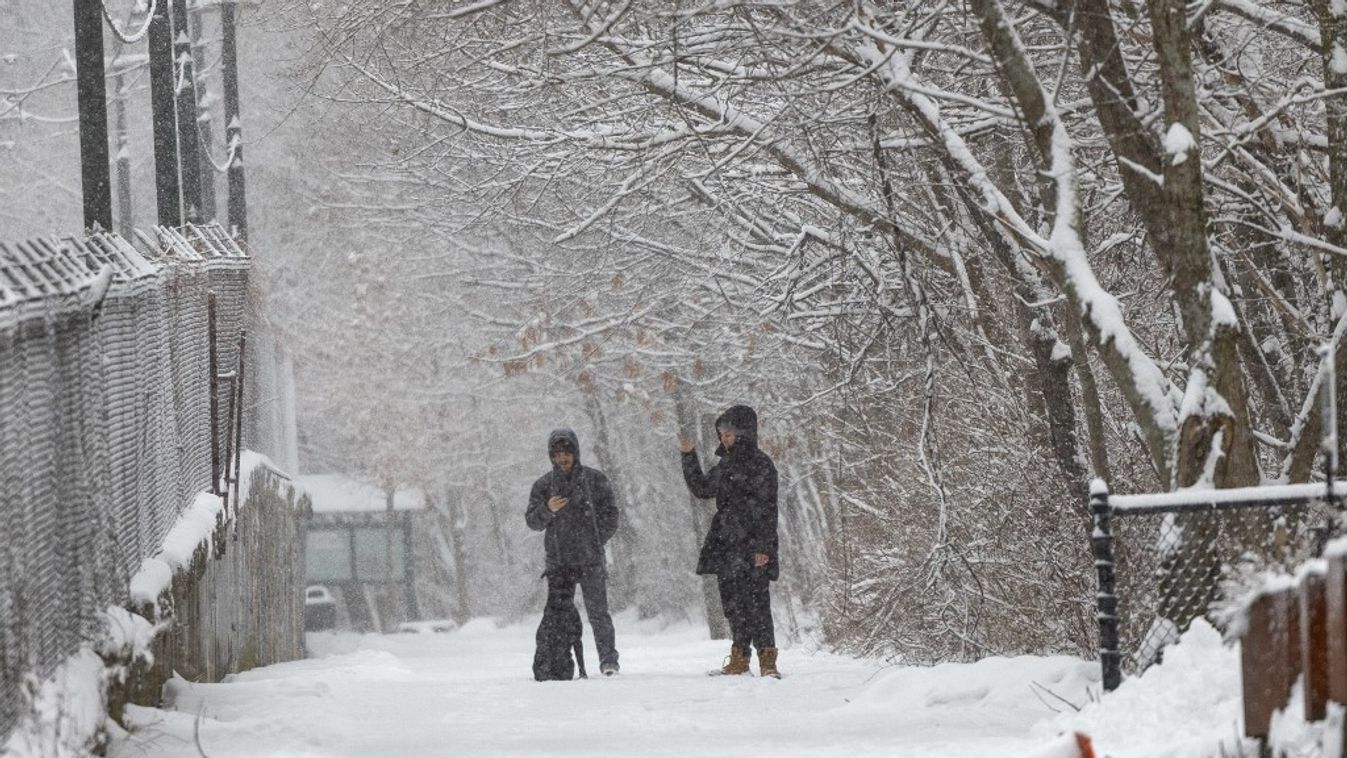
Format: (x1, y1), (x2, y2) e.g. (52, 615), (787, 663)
(0, 234), (147, 318)
(0, 224), (249, 328)
(1107, 481), (1347, 514)
(129, 451), (306, 609)
(137, 223), (249, 264)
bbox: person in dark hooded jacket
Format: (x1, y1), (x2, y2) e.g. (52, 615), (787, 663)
(678, 404), (781, 678)
(526, 428), (621, 675)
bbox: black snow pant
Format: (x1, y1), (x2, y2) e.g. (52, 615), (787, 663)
(717, 568), (774, 654)
(546, 564), (619, 667)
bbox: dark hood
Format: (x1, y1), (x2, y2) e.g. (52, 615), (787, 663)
(714, 405), (758, 456)
(547, 428), (582, 468)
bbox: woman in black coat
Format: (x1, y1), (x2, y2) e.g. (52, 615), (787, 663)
(678, 404), (781, 678)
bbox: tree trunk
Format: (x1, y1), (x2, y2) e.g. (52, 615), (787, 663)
(1150, 0), (1260, 489)
(445, 487), (471, 621)
(1310, 0), (1347, 471)
(1060, 310), (1112, 484)
(671, 378), (730, 640)
(582, 387), (638, 611)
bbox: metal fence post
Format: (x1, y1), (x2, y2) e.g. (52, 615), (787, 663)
(1322, 338), (1339, 507)
(1090, 479), (1122, 691)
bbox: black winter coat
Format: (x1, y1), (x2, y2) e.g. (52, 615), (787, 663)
(526, 429), (618, 574)
(681, 405), (780, 581)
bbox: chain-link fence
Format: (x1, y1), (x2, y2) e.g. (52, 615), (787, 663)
(1091, 483), (1342, 689)
(0, 224), (249, 738)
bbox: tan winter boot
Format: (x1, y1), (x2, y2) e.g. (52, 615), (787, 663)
(719, 645), (751, 675)
(758, 647), (781, 679)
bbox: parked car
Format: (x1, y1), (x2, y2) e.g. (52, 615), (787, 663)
(304, 585), (338, 631)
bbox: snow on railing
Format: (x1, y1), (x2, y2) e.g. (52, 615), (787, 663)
(1089, 478), (1344, 696)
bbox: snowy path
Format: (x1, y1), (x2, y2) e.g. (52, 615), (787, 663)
(109, 615), (1264, 758)
(111, 616), (1099, 758)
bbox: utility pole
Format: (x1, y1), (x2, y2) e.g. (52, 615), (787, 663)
(149, 0), (182, 226)
(221, 0), (248, 242)
(190, 1), (217, 222)
(74, 0), (113, 232)
(172, 0), (203, 223)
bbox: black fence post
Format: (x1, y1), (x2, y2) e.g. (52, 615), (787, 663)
(221, 0), (248, 242)
(171, 0), (203, 223)
(148, 0), (182, 226)
(1091, 480), (1122, 691)
(73, 0), (113, 232)
(188, 0), (216, 223)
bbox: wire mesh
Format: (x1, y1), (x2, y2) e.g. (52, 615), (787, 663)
(0, 224), (249, 738)
(1112, 500), (1335, 673)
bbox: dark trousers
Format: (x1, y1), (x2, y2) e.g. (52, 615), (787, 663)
(546, 564), (618, 666)
(717, 569), (774, 653)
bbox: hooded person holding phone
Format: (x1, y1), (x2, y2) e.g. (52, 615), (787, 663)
(678, 405), (781, 678)
(526, 428), (621, 677)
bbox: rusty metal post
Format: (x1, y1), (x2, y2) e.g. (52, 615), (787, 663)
(1328, 555), (1347, 706)
(1090, 481), (1121, 691)
(220, 370), (236, 513)
(207, 292), (220, 495)
(232, 329), (247, 540)
(1242, 588), (1301, 740)
(1301, 571), (1329, 721)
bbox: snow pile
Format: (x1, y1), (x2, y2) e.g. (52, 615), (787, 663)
(1026, 732), (1095, 758)
(1267, 680), (1338, 757)
(7, 455), (300, 756)
(104, 614), (1290, 757)
(3, 606), (162, 758)
(116, 614), (1109, 758)
(126, 560), (172, 610)
(96, 607), (157, 666)
(128, 452), (300, 610)
(843, 652), (1098, 728)
(2, 650), (108, 758)
(235, 450), (299, 512)
(1053, 619), (1254, 757)
(128, 492), (223, 609)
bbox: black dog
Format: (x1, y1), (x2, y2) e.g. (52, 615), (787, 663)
(533, 592), (587, 681)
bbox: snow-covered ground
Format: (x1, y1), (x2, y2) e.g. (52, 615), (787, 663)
(109, 615), (1255, 758)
